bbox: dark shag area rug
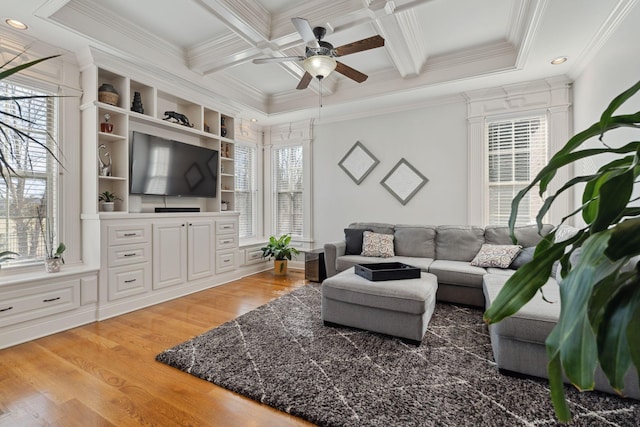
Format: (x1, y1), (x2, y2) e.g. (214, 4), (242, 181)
(156, 284), (639, 426)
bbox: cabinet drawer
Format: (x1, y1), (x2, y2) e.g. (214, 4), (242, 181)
(245, 248), (265, 265)
(216, 250), (237, 273)
(0, 280), (80, 328)
(216, 220), (237, 235)
(108, 263), (151, 301)
(107, 243), (151, 267)
(216, 234), (237, 250)
(108, 223), (151, 246)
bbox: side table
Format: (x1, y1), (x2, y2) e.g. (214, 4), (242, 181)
(305, 248), (326, 282)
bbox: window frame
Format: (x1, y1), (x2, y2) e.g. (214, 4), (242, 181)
(234, 141), (259, 241)
(0, 77), (60, 269)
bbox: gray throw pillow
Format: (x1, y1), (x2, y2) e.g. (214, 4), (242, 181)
(344, 228), (370, 255)
(509, 246), (536, 269)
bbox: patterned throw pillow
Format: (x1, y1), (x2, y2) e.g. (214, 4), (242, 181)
(470, 244), (522, 268)
(361, 231), (395, 258)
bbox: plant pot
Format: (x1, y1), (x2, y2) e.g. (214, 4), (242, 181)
(274, 259), (288, 275)
(101, 202), (115, 212)
(45, 257), (62, 273)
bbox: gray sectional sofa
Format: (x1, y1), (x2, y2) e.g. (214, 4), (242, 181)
(324, 222), (552, 307)
(323, 221), (640, 400)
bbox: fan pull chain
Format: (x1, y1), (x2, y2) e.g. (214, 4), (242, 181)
(318, 78), (323, 122)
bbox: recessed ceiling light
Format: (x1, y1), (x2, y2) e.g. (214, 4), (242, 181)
(250, 118), (258, 123)
(551, 56), (568, 65)
(5, 19), (28, 30)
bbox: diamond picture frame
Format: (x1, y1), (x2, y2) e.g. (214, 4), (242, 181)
(380, 158), (428, 205)
(338, 141), (379, 185)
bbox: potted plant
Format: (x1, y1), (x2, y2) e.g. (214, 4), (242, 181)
(0, 52), (61, 184)
(260, 234), (300, 275)
(99, 191), (122, 212)
(37, 206), (65, 273)
(0, 250), (19, 269)
(484, 79), (640, 422)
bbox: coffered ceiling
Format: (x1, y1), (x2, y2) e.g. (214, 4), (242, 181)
(3, 0), (638, 124)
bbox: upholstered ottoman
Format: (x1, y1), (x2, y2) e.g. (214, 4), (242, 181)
(321, 267), (438, 344)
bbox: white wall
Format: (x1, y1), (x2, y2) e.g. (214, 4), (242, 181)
(312, 97), (468, 244)
(572, 3), (640, 215)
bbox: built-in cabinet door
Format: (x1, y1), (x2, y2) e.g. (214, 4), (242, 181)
(153, 221), (187, 289)
(187, 219), (215, 281)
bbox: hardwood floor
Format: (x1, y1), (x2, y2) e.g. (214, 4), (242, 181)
(0, 270), (316, 427)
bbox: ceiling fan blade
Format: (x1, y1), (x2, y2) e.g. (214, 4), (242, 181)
(296, 72), (313, 90)
(334, 35), (385, 57)
(252, 56), (304, 64)
(335, 61), (368, 83)
(292, 17), (320, 48)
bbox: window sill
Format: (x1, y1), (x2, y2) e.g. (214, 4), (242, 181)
(0, 263), (99, 288)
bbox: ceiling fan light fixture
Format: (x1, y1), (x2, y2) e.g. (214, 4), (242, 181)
(303, 55), (337, 79)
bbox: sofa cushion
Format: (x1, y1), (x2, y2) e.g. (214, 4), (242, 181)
(509, 246), (536, 269)
(344, 228), (370, 255)
(361, 231), (395, 257)
(429, 260), (486, 287)
(471, 244), (522, 268)
(336, 255), (434, 273)
(348, 222), (394, 235)
(483, 273), (559, 344)
(435, 226), (485, 261)
(484, 224), (553, 247)
(394, 225), (436, 258)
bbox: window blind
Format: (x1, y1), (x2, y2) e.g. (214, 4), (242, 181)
(234, 144), (256, 239)
(0, 80), (58, 266)
(273, 145), (303, 237)
(487, 115), (547, 226)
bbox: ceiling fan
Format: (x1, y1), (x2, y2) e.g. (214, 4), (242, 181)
(252, 17), (385, 90)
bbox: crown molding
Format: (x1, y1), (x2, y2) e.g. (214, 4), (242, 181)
(568, 0), (639, 80)
(196, 0), (271, 44)
(374, 8), (425, 78)
(188, 33), (259, 74)
(512, 0), (549, 69)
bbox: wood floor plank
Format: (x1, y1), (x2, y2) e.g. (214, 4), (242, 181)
(0, 270), (314, 427)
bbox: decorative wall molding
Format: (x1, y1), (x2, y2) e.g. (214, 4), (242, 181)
(465, 77), (573, 226)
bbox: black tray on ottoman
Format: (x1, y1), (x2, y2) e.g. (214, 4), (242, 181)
(355, 262), (421, 281)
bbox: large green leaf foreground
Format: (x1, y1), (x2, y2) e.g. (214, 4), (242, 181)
(484, 80), (640, 422)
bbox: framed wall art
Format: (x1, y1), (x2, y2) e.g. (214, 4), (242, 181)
(338, 141), (379, 185)
(380, 158), (428, 205)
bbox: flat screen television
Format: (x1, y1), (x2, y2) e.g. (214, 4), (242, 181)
(130, 131), (218, 198)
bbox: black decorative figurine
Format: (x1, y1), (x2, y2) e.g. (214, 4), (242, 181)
(163, 111), (194, 127)
(131, 91), (144, 114)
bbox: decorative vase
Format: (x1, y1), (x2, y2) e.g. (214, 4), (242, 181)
(131, 91), (144, 114)
(274, 259), (288, 275)
(221, 117), (227, 137)
(98, 83), (119, 106)
(101, 201), (115, 212)
(100, 122), (113, 133)
(45, 257), (62, 273)
(221, 202), (228, 211)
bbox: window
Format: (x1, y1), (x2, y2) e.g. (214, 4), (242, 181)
(273, 144), (303, 237)
(0, 80), (58, 266)
(486, 115), (547, 226)
(235, 143), (257, 239)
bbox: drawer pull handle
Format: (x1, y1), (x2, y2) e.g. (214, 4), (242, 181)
(124, 233), (138, 237)
(222, 239), (231, 244)
(123, 253), (137, 257)
(224, 259), (231, 263)
(124, 279), (137, 283)
(222, 225), (232, 229)
(43, 297), (61, 303)
(0, 306), (13, 312)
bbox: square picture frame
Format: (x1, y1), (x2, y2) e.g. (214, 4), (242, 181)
(380, 158), (428, 205)
(338, 141), (380, 185)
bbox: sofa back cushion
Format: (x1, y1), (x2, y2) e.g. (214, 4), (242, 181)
(394, 225), (436, 258)
(484, 224), (553, 247)
(348, 222), (394, 235)
(435, 225), (485, 261)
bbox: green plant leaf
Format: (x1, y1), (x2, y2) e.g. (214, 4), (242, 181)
(597, 279), (640, 392)
(600, 80), (640, 131)
(0, 55), (60, 80)
(546, 330), (571, 422)
(591, 169), (635, 232)
(628, 298), (640, 382)
(605, 218), (640, 260)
